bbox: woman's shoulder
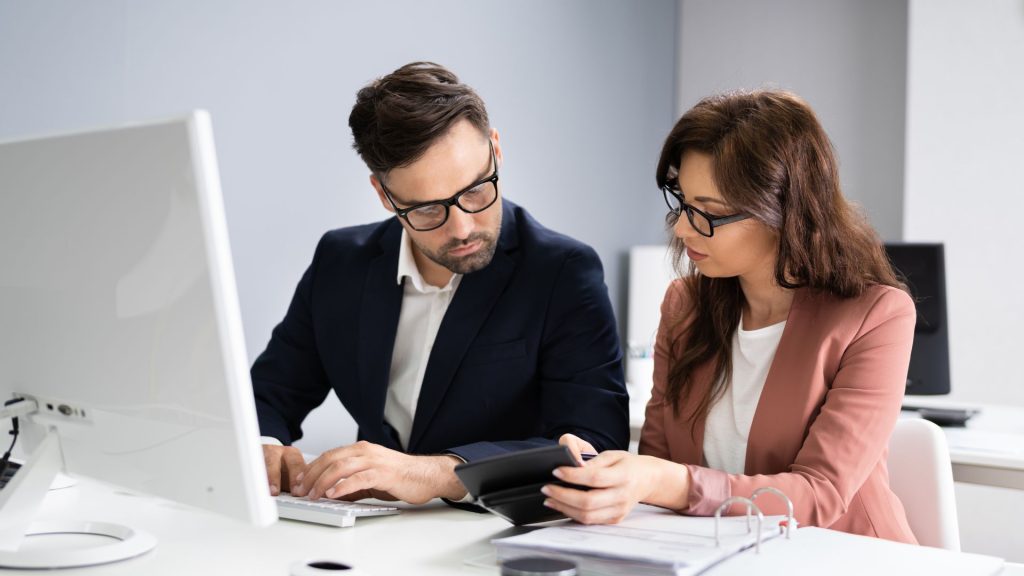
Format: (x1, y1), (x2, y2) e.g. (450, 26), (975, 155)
(660, 278), (693, 320)
(797, 284), (915, 325)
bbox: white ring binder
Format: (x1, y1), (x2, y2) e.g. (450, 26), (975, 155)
(714, 497), (765, 553)
(751, 486), (798, 538)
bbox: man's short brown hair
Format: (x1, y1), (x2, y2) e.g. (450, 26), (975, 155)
(349, 62), (491, 175)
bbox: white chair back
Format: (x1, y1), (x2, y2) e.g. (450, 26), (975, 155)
(887, 417), (961, 551)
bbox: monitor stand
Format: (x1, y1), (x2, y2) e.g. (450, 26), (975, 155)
(0, 428), (157, 569)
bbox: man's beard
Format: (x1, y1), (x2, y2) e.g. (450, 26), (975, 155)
(418, 231), (500, 275)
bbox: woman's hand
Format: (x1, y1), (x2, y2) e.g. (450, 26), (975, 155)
(542, 451), (690, 524)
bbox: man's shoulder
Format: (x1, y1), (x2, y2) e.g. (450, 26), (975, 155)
(316, 218), (398, 257)
(507, 202), (596, 263)
(302, 218), (401, 282)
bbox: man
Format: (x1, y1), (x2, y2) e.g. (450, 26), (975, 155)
(254, 62), (627, 505)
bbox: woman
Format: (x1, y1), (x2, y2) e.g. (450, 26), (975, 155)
(545, 89), (917, 544)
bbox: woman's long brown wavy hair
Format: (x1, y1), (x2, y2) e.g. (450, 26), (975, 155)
(654, 90), (906, 435)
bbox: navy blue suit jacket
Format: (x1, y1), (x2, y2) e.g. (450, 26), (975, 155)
(251, 201), (628, 461)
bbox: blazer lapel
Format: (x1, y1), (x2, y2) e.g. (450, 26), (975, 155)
(744, 288), (814, 474)
(676, 360), (714, 467)
(407, 205), (519, 452)
(355, 222), (404, 439)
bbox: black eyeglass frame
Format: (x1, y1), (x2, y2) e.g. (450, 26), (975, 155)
(379, 140), (500, 232)
(661, 182), (750, 237)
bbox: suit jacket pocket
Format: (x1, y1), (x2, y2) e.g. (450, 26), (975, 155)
(462, 339), (527, 367)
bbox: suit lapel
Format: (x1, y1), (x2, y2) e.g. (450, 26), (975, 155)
(355, 222), (404, 438)
(407, 204), (519, 452)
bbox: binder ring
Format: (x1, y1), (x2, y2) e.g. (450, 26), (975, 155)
(751, 487), (798, 538)
(714, 497), (765, 553)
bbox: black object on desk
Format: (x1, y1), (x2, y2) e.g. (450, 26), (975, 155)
(902, 405), (979, 427)
(502, 557), (578, 576)
(0, 460), (20, 491)
(454, 445), (588, 525)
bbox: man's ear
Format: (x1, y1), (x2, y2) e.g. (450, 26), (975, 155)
(490, 128), (503, 169)
(370, 174), (394, 213)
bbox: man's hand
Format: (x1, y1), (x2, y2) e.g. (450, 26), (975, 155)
(559, 432), (598, 465)
(263, 444), (307, 496)
(290, 441), (468, 505)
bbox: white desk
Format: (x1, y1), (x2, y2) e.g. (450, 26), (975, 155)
(900, 398), (1024, 491)
(4, 478), (1015, 576)
(13, 478), (511, 575)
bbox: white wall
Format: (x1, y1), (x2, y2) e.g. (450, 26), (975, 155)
(0, 1), (676, 454)
(677, 0), (909, 241)
(904, 0), (1024, 407)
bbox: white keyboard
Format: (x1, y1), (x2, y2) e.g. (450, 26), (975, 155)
(274, 494), (400, 528)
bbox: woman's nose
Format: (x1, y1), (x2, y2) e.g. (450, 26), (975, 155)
(673, 212), (697, 240)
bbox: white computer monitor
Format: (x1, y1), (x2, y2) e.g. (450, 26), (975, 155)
(0, 112), (276, 569)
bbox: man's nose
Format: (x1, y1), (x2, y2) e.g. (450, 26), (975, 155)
(447, 206), (475, 240)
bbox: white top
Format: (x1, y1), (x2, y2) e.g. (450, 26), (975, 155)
(702, 317), (786, 474)
(384, 229), (462, 449)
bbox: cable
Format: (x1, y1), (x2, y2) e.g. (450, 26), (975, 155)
(1, 398), (25, 481)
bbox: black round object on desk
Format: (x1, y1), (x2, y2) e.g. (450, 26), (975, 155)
(501, 557), (577, 576)
(289, 559), (362, 575)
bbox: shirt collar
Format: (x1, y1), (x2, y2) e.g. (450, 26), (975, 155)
(396, 228), (460, 293)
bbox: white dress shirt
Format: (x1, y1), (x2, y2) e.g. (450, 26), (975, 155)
(262, 229), (462, 450)
(702, 316), (786, 474)
(384, 229), (462, 450)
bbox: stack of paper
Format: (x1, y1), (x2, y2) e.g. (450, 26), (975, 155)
(492, 504), (784, 576)
(492, 504), (1006, 576)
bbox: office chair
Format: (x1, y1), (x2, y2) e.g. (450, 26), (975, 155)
(887, 418), (961, 551)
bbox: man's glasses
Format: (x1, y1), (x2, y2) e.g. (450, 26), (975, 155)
(661, 180), (750, 237)
(380, 141), (499, 232)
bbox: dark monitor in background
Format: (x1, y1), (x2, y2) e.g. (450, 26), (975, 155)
(885, 243), (951, 395)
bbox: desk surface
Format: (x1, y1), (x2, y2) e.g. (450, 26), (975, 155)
(7, 478), (1016, 576)
(901, 397), (1024, 490)
(18, 479), (513, 575)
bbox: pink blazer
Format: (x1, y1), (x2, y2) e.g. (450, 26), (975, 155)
(640, 280), (918, 544)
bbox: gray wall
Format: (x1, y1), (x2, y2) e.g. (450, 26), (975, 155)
(0, 0), (676, 452)
(677, 0), (908, 241)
